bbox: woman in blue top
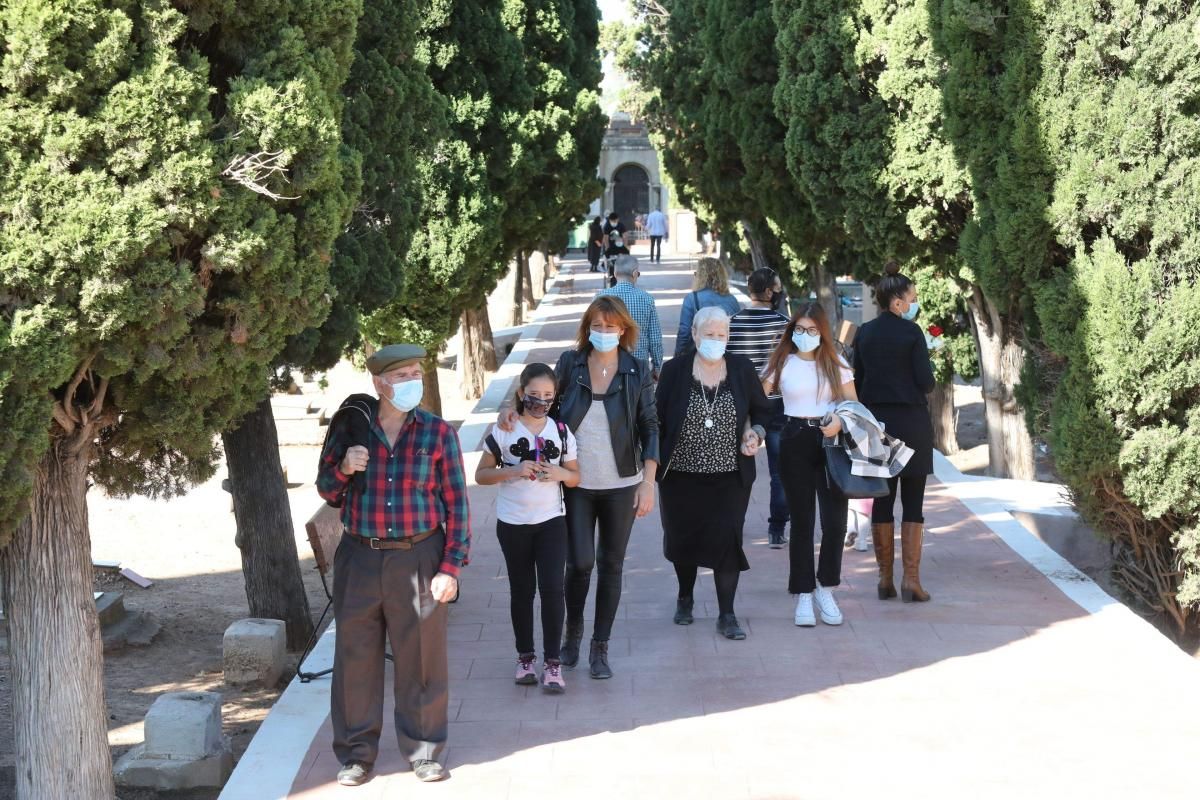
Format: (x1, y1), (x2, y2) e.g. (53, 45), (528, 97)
(675, 257), (742, 355)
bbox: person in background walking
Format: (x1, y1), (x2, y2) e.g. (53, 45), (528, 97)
(496, 296), (659, 679)
(657, 307), (772, 640)
(475, 363), (579, 694)
(603, 212), (629, 288)
(727, 267), (792, 548)
(853, 261), (936, 603)
(645, 206), (668, 263)
(761, 305), (856, 628)
(317, 344), (468, 787)
(587, 216), (604, 274)
(675, 257), (741, 356)
(597, 254), (664, 380)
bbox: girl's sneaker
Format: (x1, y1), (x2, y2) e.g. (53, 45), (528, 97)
(542, 660), (566, 694)
(515, 653), (538, 685)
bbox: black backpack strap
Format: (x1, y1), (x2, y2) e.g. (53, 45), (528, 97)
(484, 433), (505, 464)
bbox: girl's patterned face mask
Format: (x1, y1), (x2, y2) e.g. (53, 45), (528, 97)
(523, 395), (552, 418)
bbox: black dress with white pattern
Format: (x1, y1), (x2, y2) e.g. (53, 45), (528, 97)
(670, 380), (738, 473)
(660, 379), (751, 571)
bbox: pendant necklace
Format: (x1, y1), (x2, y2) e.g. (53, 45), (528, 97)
(700, 379), (721, 429)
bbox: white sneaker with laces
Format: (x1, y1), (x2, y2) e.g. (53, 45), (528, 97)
(793, 593), (816, 627)
(813, 584), (843, 625)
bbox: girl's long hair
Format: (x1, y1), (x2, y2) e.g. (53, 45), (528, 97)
(763, 302), (846, 400)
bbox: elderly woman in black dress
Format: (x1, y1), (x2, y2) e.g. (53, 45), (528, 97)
(656, 306), (773, 639)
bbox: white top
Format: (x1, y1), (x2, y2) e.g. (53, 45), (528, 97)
(777, 354), (854, 418)
(574, 400), (643, 490)
(645, 209), (668, 237)
(490, 418), (577, 525)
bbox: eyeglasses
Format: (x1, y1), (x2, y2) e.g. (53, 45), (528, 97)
(795, 326), (821, 336)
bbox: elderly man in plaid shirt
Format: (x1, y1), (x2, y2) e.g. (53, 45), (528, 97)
(317, 343), (470, 787)
(596, 254), (664, 379)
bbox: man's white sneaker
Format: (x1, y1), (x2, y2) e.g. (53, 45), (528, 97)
(793, 593), (816, 627)
(813, 584), (843, 625)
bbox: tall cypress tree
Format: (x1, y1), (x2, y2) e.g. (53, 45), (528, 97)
(1019, 1), (1199, 639)
(772, 0), (979, 453)
(364, 0), (531, 412)
(0, 1), (360, 794)
(220, 0), (441, 650)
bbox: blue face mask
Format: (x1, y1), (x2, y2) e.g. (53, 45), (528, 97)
(696, 338), (726, 361)
(901, 301), (920, 321)
(792, 331), (821, 353)
(387, 379), (424, 412)
(589, 330), (621, 352)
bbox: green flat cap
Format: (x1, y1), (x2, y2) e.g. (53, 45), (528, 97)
(366, 343), (426, 375)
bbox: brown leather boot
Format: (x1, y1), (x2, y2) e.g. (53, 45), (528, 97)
(872, 523), (897, 599)
(900, 522), (931, 602)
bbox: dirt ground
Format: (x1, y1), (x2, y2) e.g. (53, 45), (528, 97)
(0, 357), (1026, 800)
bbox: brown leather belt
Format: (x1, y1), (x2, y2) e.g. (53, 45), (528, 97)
(347, 527), (440, 551)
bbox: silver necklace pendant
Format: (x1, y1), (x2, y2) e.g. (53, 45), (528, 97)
(704, 418), (714, 429)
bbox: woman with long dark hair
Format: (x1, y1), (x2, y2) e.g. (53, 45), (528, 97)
(852, 261), (935, 602)
(762, 302), (857, 627)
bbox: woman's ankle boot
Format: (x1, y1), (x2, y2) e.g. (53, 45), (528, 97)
(872, 523), (897, 599)
(900, 522), (931, 602)
(560, 619), (584, 668)
(588, 639), (612, 679)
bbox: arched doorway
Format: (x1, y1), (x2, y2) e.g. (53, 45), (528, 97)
(611, 163), (650, 227)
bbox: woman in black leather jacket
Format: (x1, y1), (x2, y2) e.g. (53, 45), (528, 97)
(499, 295), (658, 679)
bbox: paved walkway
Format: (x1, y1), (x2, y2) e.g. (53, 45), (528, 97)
(222, 255), (1200, 800)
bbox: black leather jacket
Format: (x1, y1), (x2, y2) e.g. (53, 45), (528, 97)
(554, 348), (660, 477)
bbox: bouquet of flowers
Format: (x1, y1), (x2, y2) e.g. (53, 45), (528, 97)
(925, 324), (945, 351)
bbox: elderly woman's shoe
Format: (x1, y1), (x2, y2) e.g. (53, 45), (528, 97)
(588, 639), (613, 679)
(673, 596), (695, 625)
(716, 613), (746, 640)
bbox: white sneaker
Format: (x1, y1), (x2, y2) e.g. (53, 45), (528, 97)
(793, 593), (816, 627)
(813, 584), (843, 625)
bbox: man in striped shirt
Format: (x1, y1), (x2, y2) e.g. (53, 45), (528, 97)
(727, 268), (792, 548)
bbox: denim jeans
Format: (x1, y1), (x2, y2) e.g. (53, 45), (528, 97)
(764, 398), (790, 535)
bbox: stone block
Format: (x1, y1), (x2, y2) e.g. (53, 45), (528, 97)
(144, 691), (223, 760)
(223, 618), (286, 686)
(114, 691), (233, 790)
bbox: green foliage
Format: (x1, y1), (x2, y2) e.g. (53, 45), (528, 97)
(0, 0), (361, 542)
(281, 0), (442, 374)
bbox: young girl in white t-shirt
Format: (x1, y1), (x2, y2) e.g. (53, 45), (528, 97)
(475, 363), (579, 693)
(761, 302), (858, 630)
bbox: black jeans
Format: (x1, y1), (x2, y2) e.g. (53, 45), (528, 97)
(497, 517), (568, 661)
(564, 484), (639, 641)
(871, 474), (928, 524)
(763, 399), (790, 535)
(779, 421), (848, 594)
(649, 235), (663, 261)
(674, 563), (739, 616)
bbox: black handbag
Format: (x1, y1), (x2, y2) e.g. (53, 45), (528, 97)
(823, 433), (890, 498)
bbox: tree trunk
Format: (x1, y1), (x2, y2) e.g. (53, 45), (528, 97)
(741, 219), (769, 272)
(222, 396), (313, 651)
(528, 251), (547, 304)
(520, 251), (535, 310)
(811, 259), (843, 324)
(928, 381), (960, 455)
(0, 436), (115, 800)
(511, 251), (526, 326)
(968, 286), (1035, 480)
(421, 354), (443, 416)
(459, 305), (498, 400)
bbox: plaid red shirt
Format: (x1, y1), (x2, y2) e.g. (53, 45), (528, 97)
(317, 406), (470, 577)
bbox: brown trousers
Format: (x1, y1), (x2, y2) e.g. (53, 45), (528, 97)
(331, 531), (449, 766)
